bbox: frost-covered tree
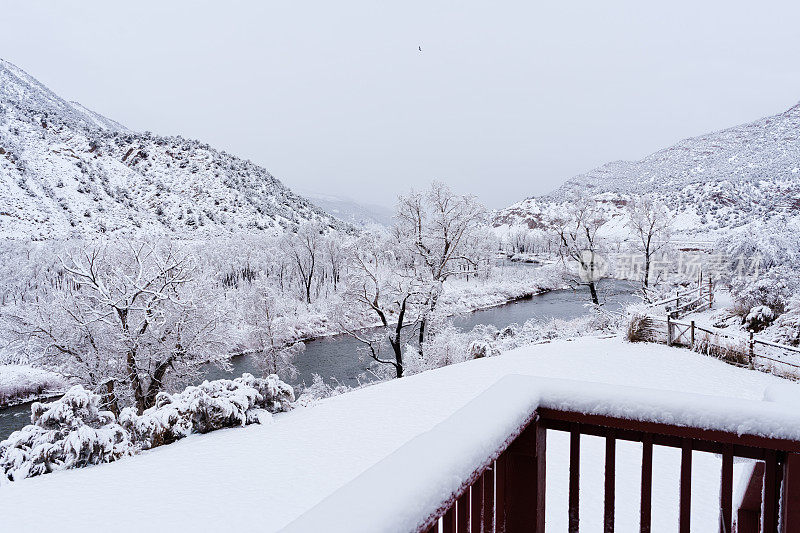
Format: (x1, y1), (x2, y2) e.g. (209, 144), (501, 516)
(241, 282), (304, 379)
(714, 219), (800, 321)
(396, 182), (489, 349)
(341, 234), (424, 378)
(554, 200), (609, 304)
(286, 221), (325, 304)
(627, 195), (673, 289)
(16, 242), (229, 414)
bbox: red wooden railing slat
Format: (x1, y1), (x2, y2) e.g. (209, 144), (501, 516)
(763, 450), (780, 533)
(503, 420), (546, 532)
(443, 506), (456, 533)
(495, 452), (506, 532)
(679, 439), (692, 533)
(569, 423), (580, 533)
(719, 446), (733, 533)
(470, 477), (483, 533)
(456, 492), (469, 533)
(535, 421), (547, 533)
(482, 465), (494, 533)
(604, 430), (616, 533)
(640, 435), (652, 533)
(782, 453), (800, 533)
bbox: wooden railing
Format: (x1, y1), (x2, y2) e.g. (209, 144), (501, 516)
(284, 377), (800, 533)
(419, 408), (800, 533)
(644, 279), (714, 319)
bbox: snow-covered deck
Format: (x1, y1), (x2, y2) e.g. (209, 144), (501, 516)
(2, 337), (799, 532)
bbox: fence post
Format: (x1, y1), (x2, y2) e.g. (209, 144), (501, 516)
(676, 291), (681, 311)
(504, 416), (546, 532)
(708, 278), (714, 306)
(690, 321), (695, 348)
(748, 332), (755, 370)
(667, 315), (672, 347)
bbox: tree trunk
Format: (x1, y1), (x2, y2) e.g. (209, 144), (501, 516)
(390, 340), (403, 378)
(102, 381), (120, 417)
(417, 317), (426, 355)
(588, 281), (599, 305)
(643, 253), (651, 289)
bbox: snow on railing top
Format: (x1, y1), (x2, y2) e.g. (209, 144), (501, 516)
(283, 374), (800, 533)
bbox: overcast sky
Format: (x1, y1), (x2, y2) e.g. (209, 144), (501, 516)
(3, 1), (800, 208)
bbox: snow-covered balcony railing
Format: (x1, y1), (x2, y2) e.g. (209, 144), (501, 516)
(284, 375), (800, 533)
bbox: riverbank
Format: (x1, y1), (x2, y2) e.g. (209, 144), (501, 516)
(228, 262), (567, 355)
(0, 366), (66, 408)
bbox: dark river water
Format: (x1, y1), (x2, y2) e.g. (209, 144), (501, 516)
(0, 278), (637, 441)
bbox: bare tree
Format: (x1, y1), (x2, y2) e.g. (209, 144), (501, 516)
(243, 283), (303, 379)
(554, 201), (609, 305)
(341, 235), (423, 378)
(396, 182), (489, 350)
(16, 242), (228, 414)
(287, 222), (324, 304)
(627, 195), (673, 289)
(323, 234), (347, 293)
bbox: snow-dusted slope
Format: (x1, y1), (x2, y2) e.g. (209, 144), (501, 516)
(496, 103), (800, 237)
(0, 58), (348, 239)
(302, 192), (395, 228)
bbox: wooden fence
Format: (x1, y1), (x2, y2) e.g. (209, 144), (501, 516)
(638, 279), (800, 379)
(637, 315), (800, 377)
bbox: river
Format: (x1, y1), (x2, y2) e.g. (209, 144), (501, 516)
(0, 279), (638, 441)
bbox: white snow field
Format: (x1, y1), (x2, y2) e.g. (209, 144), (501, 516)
(1, 337), (798, 532)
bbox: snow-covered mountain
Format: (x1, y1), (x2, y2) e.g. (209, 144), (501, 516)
(0, 58), (348, 239)
(301, 191), (395, 228)
(496, 102), (800, 239)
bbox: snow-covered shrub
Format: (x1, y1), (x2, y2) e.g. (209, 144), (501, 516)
(764, 296), (800, 347)
(469, 339), (495, 359)
(403, 308), (623, 376)
(730, 266), (796, 320)
(0, 385), (132, 480)
(626, 313), (653, 343)
(236, 373), (295, 414)
(743, 305), (775, 333)
(692, 334), (749, 367)
(295, 374), (351, 407)
(1, 373), (296, 480)
(120, 374), (294, 450)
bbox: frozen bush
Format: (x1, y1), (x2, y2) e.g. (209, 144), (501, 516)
(764, 296), (800, 347)
(120, 373), (294, 449)
(295, 374), (351, 407)
(743, 305), (775, 333)
(0, 385), (132, 481)
(626, 313), (653, 343)
(730, 266), (796, 318)
(1, 374), (296, 479)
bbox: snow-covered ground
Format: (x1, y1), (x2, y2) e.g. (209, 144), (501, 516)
(1, 336), (796, 532)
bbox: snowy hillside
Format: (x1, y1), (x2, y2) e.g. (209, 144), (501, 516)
(302, 192), (395, 228)
(0, 58), (348, 239)
(496, 102), (800, 238)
